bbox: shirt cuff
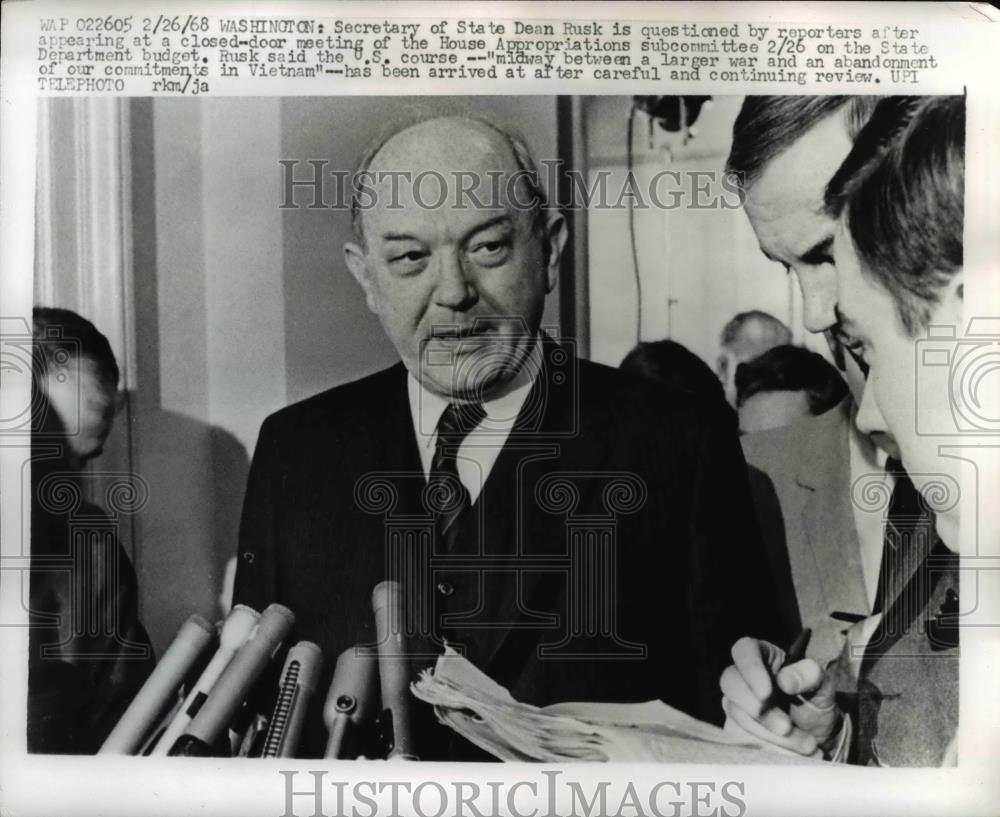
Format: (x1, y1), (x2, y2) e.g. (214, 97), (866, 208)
(823, 713), (852, 763)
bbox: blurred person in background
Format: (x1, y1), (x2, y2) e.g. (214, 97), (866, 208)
(716, 310), (792, 408)
(29, 307), (155, 753)
(621, 338), (737, 428)
(735, 344), (848, 434)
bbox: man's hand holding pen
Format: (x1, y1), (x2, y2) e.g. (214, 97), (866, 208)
(719, 630), (843, 759)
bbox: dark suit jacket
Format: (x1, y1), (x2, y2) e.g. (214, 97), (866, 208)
(742, 398), (871, 665)
(852, 537), (958, 766)
(28, 447), (155, 754)
(234, 340), (788, 757)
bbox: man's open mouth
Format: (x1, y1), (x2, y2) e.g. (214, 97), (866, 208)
(429, 325), (494, 340)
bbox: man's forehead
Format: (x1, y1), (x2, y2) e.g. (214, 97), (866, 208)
(746, 195), (833, 263)
(751, 113), (853, 204)
(357, 118), (541, 241)
(743, 112), (853, 257)
(363, 175), (525, 241)
(369, 118), (520, 180)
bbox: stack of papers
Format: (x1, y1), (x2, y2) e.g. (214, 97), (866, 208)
(411, 649), (819, 764)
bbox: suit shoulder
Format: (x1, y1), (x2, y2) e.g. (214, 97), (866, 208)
(741, 397), (850, 469)
(259, 363), (405, 437)
(576, 357), (728, 431)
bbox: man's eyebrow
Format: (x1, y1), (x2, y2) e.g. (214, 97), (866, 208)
(462, 214), (513, 241)
(796, 235), (834, 266)
(381, 232), (421, 242)
(379, 215), (513, 245)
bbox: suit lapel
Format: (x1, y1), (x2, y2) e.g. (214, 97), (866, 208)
(796, 401), (870, 622)
(468, 338), (609, 676)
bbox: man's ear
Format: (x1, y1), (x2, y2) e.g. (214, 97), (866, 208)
(543, 210), (568, 294)
(344, 242), (379, 315)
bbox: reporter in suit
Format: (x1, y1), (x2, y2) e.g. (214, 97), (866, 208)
(234, 116), (787, 758)
(724, 96), (909, 670)
(29, 308), (155, 753)
(721, 97), (964, 766)
(742, 397), (871, 663)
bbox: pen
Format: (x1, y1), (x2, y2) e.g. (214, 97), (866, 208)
(783, 627), (812, 666)
(780, 627), (812, 707)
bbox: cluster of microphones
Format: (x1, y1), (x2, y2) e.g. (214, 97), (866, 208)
(99, 581), (416, 760)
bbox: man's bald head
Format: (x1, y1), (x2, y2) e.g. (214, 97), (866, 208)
(717, 310), (792, 406)
(721, 310), (792, 357)
(349, 116), (549, 249)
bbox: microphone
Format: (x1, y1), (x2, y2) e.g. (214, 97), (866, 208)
(168, 603), (295, 756)
(151, 604), (260, 755)
(323, 646), (379, 759)
(261, 641), (323, 758)
(372, 581), (417, 760)
(99, 614), (215, 755)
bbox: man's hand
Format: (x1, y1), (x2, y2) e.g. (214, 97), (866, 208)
(719, 637), (841, 758)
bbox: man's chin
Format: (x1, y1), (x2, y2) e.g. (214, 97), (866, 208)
(422, 367), (511, 401)
(418, 342), (528, 399)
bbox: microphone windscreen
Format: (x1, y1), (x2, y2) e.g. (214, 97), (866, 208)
(99, 614), (215, 755)
(151, 604), (260, 755)
(169, 603), (294, 754)
(261, 641), (323, 758)
(323, 646), (379, 759)
(372, 581), (417, 759)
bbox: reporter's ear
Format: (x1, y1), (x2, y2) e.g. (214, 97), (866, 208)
(940, 268), (963, 326)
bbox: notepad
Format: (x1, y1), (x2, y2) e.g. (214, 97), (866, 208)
(411, 648), (821, 764)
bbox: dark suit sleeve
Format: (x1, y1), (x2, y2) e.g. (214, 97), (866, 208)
(233, 415), (281, 611)
(745, 465), (802, 639)
(685, 402), (792, 723)
(87, 539), (156, 749)
(28, 502), (155, 754)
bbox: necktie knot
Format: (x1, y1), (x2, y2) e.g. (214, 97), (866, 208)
(436, 401), (486, 444)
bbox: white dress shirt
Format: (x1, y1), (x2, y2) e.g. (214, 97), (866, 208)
(407, 338), (542, 504)
(847, 407), (895, 609)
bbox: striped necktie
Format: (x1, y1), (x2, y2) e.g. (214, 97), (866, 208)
(428, 401), (487, 546)
(872, 458), (927, 615)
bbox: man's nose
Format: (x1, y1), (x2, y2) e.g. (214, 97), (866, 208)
(855, 379), (887, 438)
(798, 271), (838, 334)
(432, 251), (478, 311)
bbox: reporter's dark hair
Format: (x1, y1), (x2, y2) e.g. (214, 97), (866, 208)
(621, 339), (726, 404)
(32, 306), (119, 388)
(825, 96), (965, 335)
(726, 96), (883, 189)
(735, 345), (848, 416)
